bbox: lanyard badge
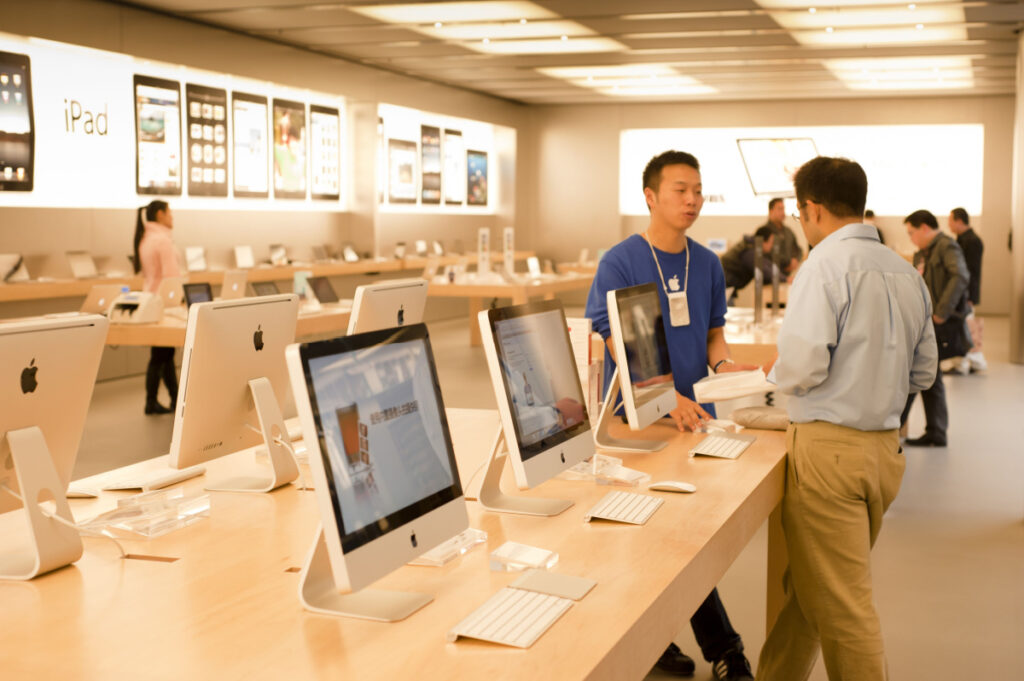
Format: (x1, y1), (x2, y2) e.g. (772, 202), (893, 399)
(646, 233), (691, 327)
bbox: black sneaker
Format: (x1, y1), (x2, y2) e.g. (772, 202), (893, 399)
(712, 648), (753, 681)
(654, 642), (696, 677)
(904, 434), (947, 447)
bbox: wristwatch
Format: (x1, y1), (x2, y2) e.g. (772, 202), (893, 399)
(713, 358), (735, 373)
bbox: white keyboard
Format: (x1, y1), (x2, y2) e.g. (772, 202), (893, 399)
(583, 490), (663, 525)
(446, 587), (573, 648)
(102, 465), (206, 492)
(689, 432), (756, 459)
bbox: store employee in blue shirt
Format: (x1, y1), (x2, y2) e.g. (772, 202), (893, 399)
(586, 150), (757, 681)
(757, 157), (936, 681)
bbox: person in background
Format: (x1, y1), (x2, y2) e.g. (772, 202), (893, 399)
(719, 225), (776, 304)
(900, 209), (969, 447)
(759, 197), (803, 280)
(948, 207), (986, 372)
(757, 156), (936, 681)
(586, 150), (757, 681)
(864, 209), (886, 244)
(133, 200), (180, 415)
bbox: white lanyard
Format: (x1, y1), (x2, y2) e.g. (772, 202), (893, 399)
(645, 232), (691, 327)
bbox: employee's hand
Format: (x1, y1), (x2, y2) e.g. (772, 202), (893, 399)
(671, 393), (712, 432)
(554, 397), (585, 428)
(932, 314), (946, 324)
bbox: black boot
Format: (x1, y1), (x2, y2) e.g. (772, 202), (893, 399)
(145, 361), (170, 415)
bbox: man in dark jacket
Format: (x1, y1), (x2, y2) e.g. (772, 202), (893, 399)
(720, 226), (776, 303)
(901, 209), (969, 446)
(949, 207), (987, 371)
(759, 198), (803, 279)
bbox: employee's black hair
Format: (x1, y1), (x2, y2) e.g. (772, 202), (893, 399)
(950, 207), (969, 225)
(864, 209), (875, 218)
(133, 200), (169, 274)
(754, 225), (775, 242)
(768, 197), (784, 211)
(642, 150), (700, 194)
(904, 209), (939, 230)
(793, 156), (866, 219)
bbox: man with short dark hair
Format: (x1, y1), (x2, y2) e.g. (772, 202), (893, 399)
(948, 207), (986, 371)
(760, 197), (803, 278)
(901, 209), (970, 446)
(757, 157), (936, 680)
(719, 225), (775, 303)
(586, 150), (756, 681)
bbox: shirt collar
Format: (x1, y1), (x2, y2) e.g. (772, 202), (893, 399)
(815, 222), (878, 250)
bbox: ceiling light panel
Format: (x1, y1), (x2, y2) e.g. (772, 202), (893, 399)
(793, 25), (966, 46)
(348, 1), (556, 24)
(538, 63), (717, 98)
(470, 37), (626, 55)
(825, 55), (975, 90)
(756, 0), (966, 45)
(419, 19), (590, 41)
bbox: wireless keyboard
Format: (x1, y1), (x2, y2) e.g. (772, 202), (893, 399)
(583, 490), (663, 525)
(102, 465), (206, 492)
(446, 587), (573, 648)
(689, 432), (756, 459)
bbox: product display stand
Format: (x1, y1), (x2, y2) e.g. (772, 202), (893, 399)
(592, 367), (667, 453)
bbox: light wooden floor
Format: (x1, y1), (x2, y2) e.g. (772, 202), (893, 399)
(74, 316), (1024, 680)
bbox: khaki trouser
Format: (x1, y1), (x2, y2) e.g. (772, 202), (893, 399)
(757, 421), (905, 681)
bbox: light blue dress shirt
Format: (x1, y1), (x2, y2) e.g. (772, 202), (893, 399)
(769, 223), (938, 431)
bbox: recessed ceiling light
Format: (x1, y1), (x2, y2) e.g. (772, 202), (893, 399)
(434, 21), (442, 27)
(482, 37), (490, 44)
(422, 19), (591, 41)
(915, 23), (924, 29)
(470, 36), (624, 54)
(520, 18), (527, 24)
(808, 7), (816, 13)
(825, 26), (834, 33)
(909, 3), (916, 9)
(350, 1), (556, 25)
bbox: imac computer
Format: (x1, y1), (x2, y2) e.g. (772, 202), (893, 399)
(183, 282), (213, 308)
(80, 284), (123, 315)
(156, 276), (185, 309)
(476, 299), (592, 515)
(169, 294), (301, 492)
(0, 314), (108, 579)
(285, 323), (467, 620)
(306, 276), (339, 305)
(220, 270), (248, 300)
(595, 283), (675, 453)
(251, 280), (280, 297)
(347, 278), (428, 335)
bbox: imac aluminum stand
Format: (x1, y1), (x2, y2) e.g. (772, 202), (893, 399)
(592, 367), (667, 454)
(466, 427), (572, 516)
(204, 377), (299, 493)
(0, 427), (83, 580)
(299, 528), (431, 621)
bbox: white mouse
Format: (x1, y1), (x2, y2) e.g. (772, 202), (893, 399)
(648, 480), (697, 494)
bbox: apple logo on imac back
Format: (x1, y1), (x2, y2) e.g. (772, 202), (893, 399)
(21, 358), (38, 394)
(409, 531), (417, 548)
(397, 304), (405, 326)
(253, 325), (264, 351)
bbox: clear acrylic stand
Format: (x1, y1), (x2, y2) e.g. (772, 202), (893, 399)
(465, 427), (573, 516)
(0, 426), (83, 580)
(299, 528), (431, 621)
(205, 377), (299, 493)
(592, 367), (667, 454)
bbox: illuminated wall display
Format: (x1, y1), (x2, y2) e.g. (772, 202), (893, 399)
(388, 138), (417, 203)
(443, 128), (464, 205)
(420, 124), (441, 204)
(466, 149), (488, 207)
(620, 125), (984, 217)
(0, 31), (346, 210)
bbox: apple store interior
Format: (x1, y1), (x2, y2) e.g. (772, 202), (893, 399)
(1, 1), (1023, 679)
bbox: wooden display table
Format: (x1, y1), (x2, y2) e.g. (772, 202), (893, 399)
(723, 308), (783, 368)
(427, 274), (595, 346)
(0, 409), (785, 680)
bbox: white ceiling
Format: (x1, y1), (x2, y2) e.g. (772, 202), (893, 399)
(118, 1), (1023, 104)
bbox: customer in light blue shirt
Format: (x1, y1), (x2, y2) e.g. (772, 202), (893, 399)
(757, 157), (937, 681)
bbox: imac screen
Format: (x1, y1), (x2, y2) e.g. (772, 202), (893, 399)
(232, 92), (268, 198)
(614, 285), (673, 406)
(185, 83), (228, 197)
(134, 75), (182, 195)
(0, 50), (34, 192)
(492, 307), (588, 459)
(305, 334), (458, 550)
(272, 98), (306, 198)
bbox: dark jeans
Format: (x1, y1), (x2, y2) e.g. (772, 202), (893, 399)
(146, 346), (178, 405)
(900, 370), (947, 440)
(691, 588), (743, 662)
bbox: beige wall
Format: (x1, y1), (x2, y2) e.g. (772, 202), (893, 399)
(1011, 33), (1024, 363)
(529, 95), (1015, 316)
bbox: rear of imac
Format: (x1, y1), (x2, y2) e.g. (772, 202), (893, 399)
(285, 324), (467, 620)
(0, 315), (108, 579)
(347, 278), (428, 334)
(66, 251), (98, 279)
(476, 299), (592, 514)
(169, 294), (299, 492)
(220, 270), (248, 300)
(156, 276), (185, 308)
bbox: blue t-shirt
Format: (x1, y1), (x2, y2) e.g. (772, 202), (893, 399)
(585, 233), (727, 415)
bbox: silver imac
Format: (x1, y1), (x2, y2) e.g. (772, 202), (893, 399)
(285, 323), (467, 621)
(476, 299), (592, 516)
(156, 276), (185, 309)
(0, 314), (108, 579)
(220, 270), (248, 300)
(595, 282), (675, 453)
(169, 294), (300, 492)
(347, 278), (428, 335)
(80, 284), (123, 315)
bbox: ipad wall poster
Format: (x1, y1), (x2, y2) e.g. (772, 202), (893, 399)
(420, 124), (441, 204)
(0, 50), (34, 192)
(272, 98), (306, 199)
(310, 104), (340, 201)
(185, 83), (228, 197)
(443, 128), (464, 205)
(388, 138), (417, 204)
(134, 74), (182, 195)
(466, 149), (487, 206)
(231, 91), (269, 198)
